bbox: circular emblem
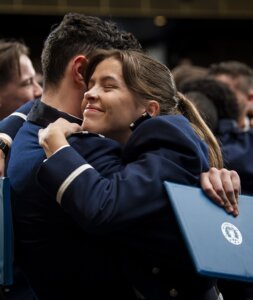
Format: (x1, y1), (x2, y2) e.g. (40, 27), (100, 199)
(221, 222), (242, 245)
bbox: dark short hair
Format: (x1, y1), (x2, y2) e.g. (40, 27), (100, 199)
(41, 13), (142, 87)
(209, 61), (253, 78)
(208, 61), (253, 93)
(184, 91), (218, 132)
(180, 78), (240, 122)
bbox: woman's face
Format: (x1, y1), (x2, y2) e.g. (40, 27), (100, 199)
(81, 57), (146, 144)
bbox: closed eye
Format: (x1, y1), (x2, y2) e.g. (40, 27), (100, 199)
(103, 85), (118, 91)
(20, 78), (34, 87)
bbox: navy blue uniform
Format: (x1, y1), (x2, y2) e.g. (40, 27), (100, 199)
(37, 114), (220, 299)
(0, 100), (36, 300)
(217, 119), (253, 195)
(0, 100), (34, 140)
(6, 101), (136, 300)
(2, 100), (221, 299)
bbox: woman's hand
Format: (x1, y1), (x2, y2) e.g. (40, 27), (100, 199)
(38, 118), (82, 158)
(200, 167), (240, 216)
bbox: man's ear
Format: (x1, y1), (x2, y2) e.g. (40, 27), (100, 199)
(248, 91), (253, 102)
(72, 55), (88, 84)
(146, 100), (160, 116)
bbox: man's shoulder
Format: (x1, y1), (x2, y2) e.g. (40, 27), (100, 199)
(27, 100), (82, 127)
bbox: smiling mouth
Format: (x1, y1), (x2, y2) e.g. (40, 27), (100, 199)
(84, 107), (104, 115)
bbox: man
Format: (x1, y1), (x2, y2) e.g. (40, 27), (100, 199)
(207, 61), (253, 196)
(0, 13), (144, 300)
(0, 39), (42, 119)
(0, 39), (42, 300)
(208, 61), (253, 131)
(0, 13), (240, 300)
(208, 62), (253, 300)
(179, 78), (240, 133)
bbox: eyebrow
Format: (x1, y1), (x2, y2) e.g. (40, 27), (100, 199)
(100, 75), (118, 83)
(19, 77), (33, 86)
(88, 75), (119, 87)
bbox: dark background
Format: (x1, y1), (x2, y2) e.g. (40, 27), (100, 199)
(1, 13), (253, 71)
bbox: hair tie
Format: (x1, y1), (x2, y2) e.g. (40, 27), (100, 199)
(173, 95), (179, 108)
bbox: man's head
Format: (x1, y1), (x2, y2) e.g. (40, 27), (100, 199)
(180, 78), (240, 133)
(41, 13), (142, 89)
(208, 61), (253, 128)
(0, 39), (42, 119)
(172, 64), (208, 89)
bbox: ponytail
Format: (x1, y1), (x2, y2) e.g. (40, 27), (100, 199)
(176, 92), (223, 169)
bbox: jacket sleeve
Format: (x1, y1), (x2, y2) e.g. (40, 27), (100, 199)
(0, 100), (35, 141)
(37, 124), (207, 234)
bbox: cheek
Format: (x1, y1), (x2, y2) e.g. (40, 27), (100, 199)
(19, 87), (35, 102)
(81, 98), (87, 113)
(14, 94), (29, 104)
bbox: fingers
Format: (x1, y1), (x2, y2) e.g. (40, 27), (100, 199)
(0, 150), (5, 177)
(200, 168), (239, 217)
(47, 118), (82, 137)
(38, 128), (46, 147)
(230, 170), (241, 199)
(218, 169), (238, 204)
(200, 169), (226, 206)
(39, 119), (82, 145)
(218, 169), (240, 216)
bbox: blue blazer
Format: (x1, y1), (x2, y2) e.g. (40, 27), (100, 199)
(36, 114), (214, 298)
(6, 101), (136, 300)
(217, 119), (253, 195)
(2, 101), (215, 299)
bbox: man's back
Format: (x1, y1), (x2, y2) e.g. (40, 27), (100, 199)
(7, 118), (132, 300)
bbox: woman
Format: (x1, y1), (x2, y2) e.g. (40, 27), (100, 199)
(38, 49), (234, 299)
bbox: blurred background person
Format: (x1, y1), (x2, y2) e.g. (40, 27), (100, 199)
(179, 77), (240, 134)
(182, 91), (218, 132)
(0, 38), (41, 300)
(171, 63), (208, 89)
(0, 39), (42, 120)
(208, 60), (253, 131)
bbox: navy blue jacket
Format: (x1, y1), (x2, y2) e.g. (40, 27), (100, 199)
(37, 114), (215, 298)
(6, 101), (136, 300)
(217, 119), (253, 195)
(2, 101), (216, 299)
(0, 100), (34, 139)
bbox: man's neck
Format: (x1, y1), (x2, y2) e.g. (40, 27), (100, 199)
(41, 87), (83, 119)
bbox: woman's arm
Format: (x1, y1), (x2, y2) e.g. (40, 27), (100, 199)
(37, 118), (239, 235)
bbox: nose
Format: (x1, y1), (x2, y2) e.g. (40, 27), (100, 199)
(34, 80), (43, 98)
(84, 87), (99, 102)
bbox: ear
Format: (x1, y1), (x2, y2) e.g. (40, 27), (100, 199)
(248, 91), (253, 102)
(71, 55), (88, 85)
(146, 100), (160, 116)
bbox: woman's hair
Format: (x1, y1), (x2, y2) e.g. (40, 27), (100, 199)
(85, 49), (223, 169)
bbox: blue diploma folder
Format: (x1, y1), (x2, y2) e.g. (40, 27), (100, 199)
(164, 181), (253, 282)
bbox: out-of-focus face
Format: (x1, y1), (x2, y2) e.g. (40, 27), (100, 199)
(0, 54), (42, 119)
(214, 74), (248, 112)
(81, 57), (146, 144)
(213, 73), (253, 128)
